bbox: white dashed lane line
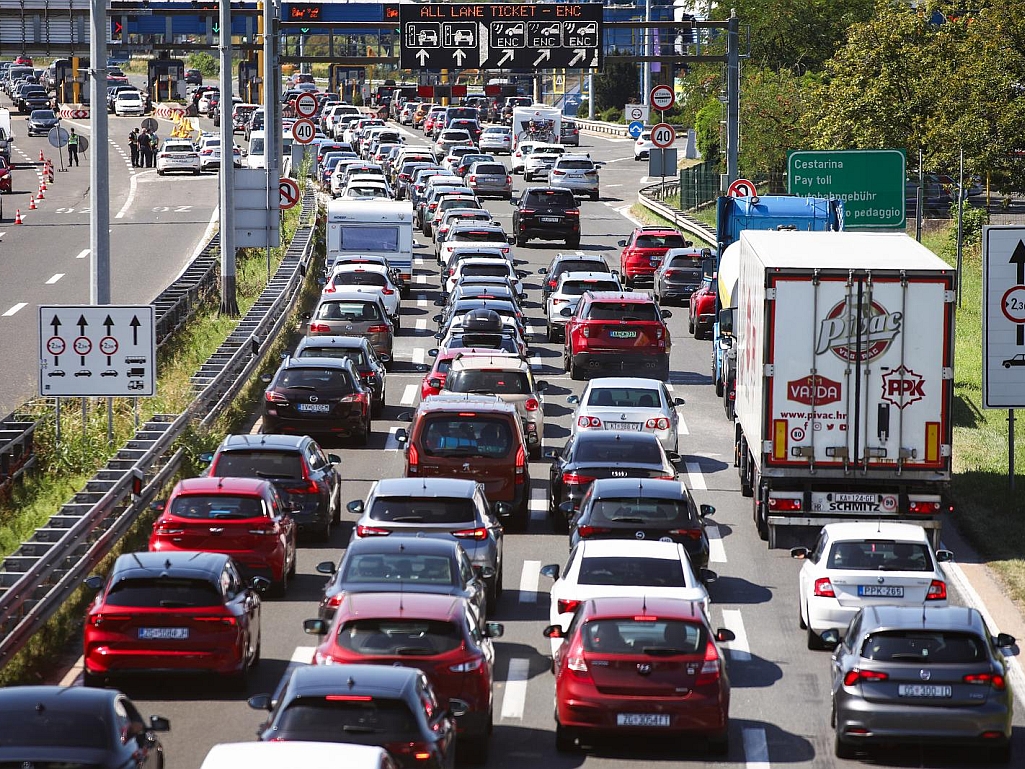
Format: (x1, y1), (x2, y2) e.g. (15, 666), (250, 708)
(2, 303), (27, 317)
(685, 461), (707, 490)
(517, 560), (540, 604)
(707, 524), (727, 563)
(400, 384), (417, 406)
(45, 273), (64, 285)
(75, 249), (90, 259)
(499, 658), (530, 720)
(383, 426), (402, 451)
(720, 608), (751, 662)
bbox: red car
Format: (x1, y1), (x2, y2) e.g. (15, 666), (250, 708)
(421, 346), (483, 400)
(563, 291), (672, 381)
(83, 550), (265, 687)
(305, 592), (504, 762)
(149, 477), (297, 595)
(544, 596), (733, 755)
(617, 227), (690, 287)
(0, 157), (11, 194)
(688, 275), (717, 340)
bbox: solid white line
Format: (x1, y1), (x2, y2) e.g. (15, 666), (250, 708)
(2, 303), (27, 317)
(115, 171), (140, 219)
(400, 384), (417, 406)
(45, 273), (64, 285)
(677, 413), (689, 436)
(60, 657), (84, 687)
(412, 348), (425, 366)
(721, 609), (751, 661)
(685, 461), (706, 490)
(384, 426), (402, 451)
(518, 559), (540, 603)
(75, 248), (89, 259)
(742, 727), (769, 769)
(415, 318), (427, 331)
(500, 658), (530, 720)
(707, 524), (727, 563)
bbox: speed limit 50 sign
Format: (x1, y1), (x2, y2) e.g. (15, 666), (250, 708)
(650, 123), (675, 149)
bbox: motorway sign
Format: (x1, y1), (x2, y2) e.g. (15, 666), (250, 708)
(628, 120), (645, 139)
(787, 149), (906, 229)
(291, 119), (316, 145)
(293, 92), (318, 118)
(650, 123), (675, 149)
(39, 305), (155, 397)
(279, 177), (301, 210)
(983, 226), (1025, 408)
(399, 3), (603, 72)
(650, 84), (675, 111)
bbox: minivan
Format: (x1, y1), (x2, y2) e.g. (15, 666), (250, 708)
(247, 129), (266, 169)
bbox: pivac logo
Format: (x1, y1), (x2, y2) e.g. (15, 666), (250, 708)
(815, 297), (902, 362)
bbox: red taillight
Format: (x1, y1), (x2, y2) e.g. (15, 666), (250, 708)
(670, 528), (704, 540)
(367, 324), (390, 333)
(695, 641), (721, 685)
(506, 176), (512, 184)
(645, 417), (670, 430)
(565, 209), (580, 217)
(468, 175), (476, 183)
(515, 445), (526, 483)
(386, 743), (433, 761)
(323, 285), (336, 293)
(767, 496), (802, 512)
(88, 613), (132, 627)
(265, 390), (288, 405)
(194, 615), (238, 626)
(519, 208), (536, 215)
(326, 594), (344, 607)
(909, 499), (942, 514)
(964, 673), (1006, 690)
(558, 598), (581, 614)
(843, 668), (889, 687)
(926, 579), (947, 600)
(356, 524), (390, 537)
(525, 398), (540, 412)
(309, 323), (331, 333)
(562, 472), (596, 485)
(576, 525), (610, 539)
(408, 443), (420, 473)
(577, 415), (601, 428)
(814, 578), (835, 598)
(453, 527), (488, 541)
(547, 279), (557, 288)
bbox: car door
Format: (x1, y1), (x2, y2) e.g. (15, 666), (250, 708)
(457, 548), (487, 616)
(800, 529), (829, 613)
(269, 491), (296, 569)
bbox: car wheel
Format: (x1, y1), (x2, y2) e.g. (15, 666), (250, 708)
(555, 721), (577, 753)
(833, 732), (856, 760)
(798, 600), (807, 630)
(486, 577), (499, 615)
(529, 442), (542, 461)
(590, 190), (599, 201)
(495, 562), (503, 599)
(251, 632), (262, 666)
(372, 397), (384, 419)
(331, 488), (341, 524)
(272, 568), (289, 598)
(689, 315), (695, 335)
(715, 376), (724, 397)
(157, 169), (164, 176)
(552, 506), (569, 534)
(516, 235), (528, 247)
(193, 169), (200, 176)
(392, 314), (401, 333)
(354, 420), (370, 447)
(569, 360), (584, 381)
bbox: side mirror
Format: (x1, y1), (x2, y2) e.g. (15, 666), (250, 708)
(666, 451), (682, 464)
(303, 618), (329, 636)
(674, 397), (685, 407)
(540, 564), (560, 580)
(484, 622), (504, 638)
(198, 452), (213, 464)
(84, 575), (104, 591)
(433, 314), (443, 323)
(433, 332), (443, 339)
(560, 307), (573, 317)
(543, 624), (564, 639)
(700, 568), (718, 584)
(429, 377), (442, 389)
(542, 448), (560, 460)
(493, 501), (512, 517)
(327, 453), (341, 464)
(434, 298), (446, 306)
(820, 629), (841, 647)
(996, 632), (1017, 648)
(700, 504), (715, 517)
(538, 267), (548, 275)
(507, 235), (517, 244)
(536, 380), (548, 392)
(558, 501), (574, 515)
(149, 499), (166, 513)
(617, 239), (627, 247)
(715, 628), (736, 643)
(316, 560), (337, 575)
(397, 410), (414, 423)
(247, 694), (273, 711)
(567, 395), (580, 405)
(378, 353), (391, 363)
(260, 374), (272, 384)
(935, 549), (953, 563)
(302, 312), (311, 320)
(790, 547), (810, 560)
(395, 428), (409, 443)
(316, 277), (327, 286)
(249, 576), (271, 593)
(346, 500), (364, 514)
(661, 310), (673, 319)
(428, 348), (439, 357)
(148, 715), (171, 732)
(475, 565), (497, 580)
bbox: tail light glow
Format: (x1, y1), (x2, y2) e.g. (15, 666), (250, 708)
(309, 323), (331, 333)
(562, 472), (595, 485)
(576, 525), (610, 538)
(356, 524), (390, 537)
(695, 641), (721, 685)
(515, 445), (526, 483)
(645, 417), (670, 430)
(843, 668), (889, 686)
(964, 673), (1006, 690)
(926, 580), (947, 600)
(525, 398), (540, 412)
(452, 527), (488, 541)
(814, 578), (836, 597)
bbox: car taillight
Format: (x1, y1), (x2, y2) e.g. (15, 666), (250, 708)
(408, 443), (419, 473)
(581, 325), (591, 337)
(964, 672), (1006, 690)
(909, 499), (942, 514)
(88, 612), (132, 627)
(566, 209), (580, 217)
(326, 593), (344, 608)
(695, 641), (722, 685)
(843, 668), (889, 687)
(323, 285), (336, 293)
(547, 279), (558, 288)
(367, 325), (390, 333)
(577, 415), (601, 428)
(515, 445), (526, 483)
(506, 176), (512, 184)
(381, 288), (394, 295)
(453, 527), (488, 541)
(152, 522), (184, 536)
(556, 598), (581, 615)
(524, 397), (540, 412)
(385, 742), (433, 761)
(356, 524), (390, 537)
(194, 615), (238, 626)
(562, 472), (595, 485)
(467, 174), (476, 183)
(519, 208), (536, 215)
(926, 579), (947, 600)
(645, 417), (670, 430)
(309, 323), (332, 333)
(670, 528), (704, 540)
(576, 525), (610, 539)
(552, 169), (566, 176)
(567, 651), (589, 674)
(813, 577), (835, 598)
(248, 526), (278, 535)
(265, 390), (288, 405)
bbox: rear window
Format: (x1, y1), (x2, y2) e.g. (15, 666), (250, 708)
(297, 346), (368, 366)
(276, 698), (418, 741)
(462, 264), (511, 278)
(453, 231), (505, 243)
(475, 164), (507, 175)
(213, 449), (303, 479)
(447, 370), (531, 395)
(577, 556), (686, 587)
(451, 333), (518, 353)
(278, 367), (355, 394)
(587, 387), (661, 408)
(826, 541), (933, 572)
(342, 553), (455, 585)
(563, 280), (620, 296)
(589, 497), (695, 527)
(105, 577), (222, 608)
(337, 619), (462, 656)
(0, 710), (109, 749)
(421, 416), (513, 458)
(525, 190), (576, 208)
(635, 234), (687, 249)
(586, 302), (659, 322)
(368, 496), (476, 524)
(558, 159), (594, 170)
(169, 494), (265, 520)
(440, 198), (481, 212)
(555, 260), (610, 276)
(317, 301), (382, 322)
(575, 437), (662, 464)
(668, 254), (702, 269)
(581, 619), (705, 655)
(860, 631), (988, 663)
(333, 270), (388, 287)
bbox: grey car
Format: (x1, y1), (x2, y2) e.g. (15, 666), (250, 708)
(346, 477), (504, 611)
(26, 109), (59, 137)
(827, 605), (1016, 763)
(305, 292), (395, 363)
(465, 161), (513, 200)
(653, 246), (714, 305)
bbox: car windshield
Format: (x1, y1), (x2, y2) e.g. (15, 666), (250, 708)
(105, 577), (222, 608)
(276, 698), (418, 741)
(581, 619), (705, 655)
(333, 270), (388, 288)
(0, 710), (110, 749)
(213, 449), (303, 479)
(574, 437), (662, 464)
(30, 110), (55, 119)
(421, 416), (513, 458)
(446, 369), (530, 395)
(297, 346), (368, 366)
(368, 496), (476, 524)
(589, 498), (695, 526)
(826, 541), (933, 571)
(317, 301), (382, 322)
(278, 367), (355, 394)
(860, 631), (987, 663)
(169, 494), (265, 520)
(562, 280), (619, 296)
(342, 553), (455, 585)
(577, 556), (686, 587)
(337, 619), (462, 656)
(474, 164), (506, 175)
(586, 387), (661, 408)
(586, 302), (659, 322)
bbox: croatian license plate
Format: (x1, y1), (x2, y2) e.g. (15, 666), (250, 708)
(649, 258), (661, 266)
(858, 585), (904, 598)
(898, 684), (951, 698)
(606, 422), (641, 431)
(297, 403), (331, 413)
(139, 627), (189, 640)
(609, 329), (638, 338)
(616, 713), (670, 727)
(540, 216), (560, 223)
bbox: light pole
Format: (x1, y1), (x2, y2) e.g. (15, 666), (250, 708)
(219, 0), (239, 316)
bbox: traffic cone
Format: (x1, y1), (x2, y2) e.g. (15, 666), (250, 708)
(40, 177), (47, 192)
(38, 149), (44, 162)
(36, 185), (44, 200)
(46, 162), (54, 183)
(14, 209), (23, 224)
(28, 196), (36, 210)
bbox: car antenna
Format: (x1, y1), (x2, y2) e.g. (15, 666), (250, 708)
(642, 595), (647, 614)
(347, 676), (356, 690)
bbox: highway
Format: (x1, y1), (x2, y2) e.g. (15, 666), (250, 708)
(50, 123), (1023, 767)
(0, 86), (219, 414)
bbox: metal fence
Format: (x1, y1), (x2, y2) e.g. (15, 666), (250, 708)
(678, 161), (719, 212)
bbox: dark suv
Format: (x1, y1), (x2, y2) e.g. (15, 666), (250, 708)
(511, 186), (581, 247)
(292, 335), (388, 417)
(538, 252), (612, 305)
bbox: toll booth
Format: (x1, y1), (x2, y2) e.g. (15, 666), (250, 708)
(51, 59), (73, 103)
(238, 60), (261, 104)
(148, 58), (186, 102)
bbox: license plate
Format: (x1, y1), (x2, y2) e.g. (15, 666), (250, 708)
(609, 329), (638, 338)
(606, 422), (641, 431)
(540, 216), (561, 223)
(858, 585), (905, 597)
(616, 713), (670, 727)
(649, 258), (661, 266)
(898, 684), (951, 698)
(296, 403), (331, 412)
(835, 493), (878, 503)
(139, 627), (189, 640)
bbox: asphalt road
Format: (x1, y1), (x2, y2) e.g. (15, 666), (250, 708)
(0, 85), (220, 414)
(52, 121), (1025, 767)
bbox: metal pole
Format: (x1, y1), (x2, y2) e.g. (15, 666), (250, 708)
(89, 0), (110, 305)
(219, 0), (239, 316)
(916, 149), (923, 242)
(725, 11), (740, 184)
(1010, 409), (1016, 492)
(587, 72), (595, 120)
(55, 397), (61, 445)
(642, 0), (651, 106)
(107, 397), (113, 446)
(956, 147), (964, 308)
(264, 0), (279, 278)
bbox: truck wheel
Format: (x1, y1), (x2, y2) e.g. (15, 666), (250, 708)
(754, 488), (768, 542)
(715, 376), (724, 398)
(740, 455), (753, 497)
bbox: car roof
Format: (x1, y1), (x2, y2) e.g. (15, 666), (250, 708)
(220, 433), (307, 451)
(346, 534), (463, 559)
(286, 664), (420, 697)
(281, 356), (353, 371)
(202, 742), (391, 768)
(558, 271), (618, 284)
(586, 376), (665, 389)
(111, 550), (229, 581)
(339, 591), (465, 621)
(373, 477), (478, 498)
(821, 521), (932, 543)
(317, 292), (384, 304)
(449, 353), (529, 373)
(0, 684), (118, 711)
(584, 291), (657, 304)
(581, 596), (706, 621)
(856, 605), (986, 635)
(332, 263), (390, 275)
(580, 538), (683, 559)
(295, 335), (369, 350)
(573, 430), (664, 448)
(588, 477), (688, 500)
(418, 393), (518, 415)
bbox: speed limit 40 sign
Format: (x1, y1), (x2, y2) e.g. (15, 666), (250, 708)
(291, 119), (316, 145)
(650, 123), (675, 149)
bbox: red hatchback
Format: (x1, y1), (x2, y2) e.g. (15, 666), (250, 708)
(304, 592), (504, 762)
(149, 477), (297, 595)
(688, 275), (717, 340)
(544, 596), (733, 755)
(617, 227), (690, 287)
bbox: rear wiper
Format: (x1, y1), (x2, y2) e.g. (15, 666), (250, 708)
(642, 647), (688, 656)
(159, 600), (193, 608)
(437, 449), (478, 457)
(888, 653), (926, 661)
(341, 725), (379, 733)
(255, 471), (298, 480)
(288, 385), (317, 390)
(391, 516), (424, 523)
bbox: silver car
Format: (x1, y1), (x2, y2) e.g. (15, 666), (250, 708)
(523, 150), (564, 182)
(346, 477), (505, 610)
(465, 161), (513, 200)
(827, 605), (1015, 763)
(547, 154), (602, 200)
(568, 376), (685, 455)
(479, 126), (513, 154)
(545, 271), (622, 342)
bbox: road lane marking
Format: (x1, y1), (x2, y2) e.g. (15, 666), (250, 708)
(500, 658), (530, 720)
(742, 726), (769, 768)
(417, 293), (427, 308)
(412, 348), (425, 366)
(115, 171), (140, 219)
(0, 232), (6, 239)
(707, 524), (727, 563)
(530, 488), (547, 521)
(2, 303), (27, 317)
(721, 609), (751, 661)
(384, 426), (402, 451)
(75, 248), (89, 259)
(685, 461), (706, 490)
(518, 559), (540, 603)
(530, 354), (542, 370)
(416, 274), (427, 284)
(400, 384), (417, 406)
(415, 318), (427, 332)
(45, 273), (65, 285)
(677, 413), (689, 436)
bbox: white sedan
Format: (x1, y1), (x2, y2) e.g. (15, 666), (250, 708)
(446, 257), (524, 296)
(322, 264), (401, 325)
(791, 521), (952, 650)
(541, 539), (712, 654)
(155, 139), (201, 176)
(567, 377), (685, 455)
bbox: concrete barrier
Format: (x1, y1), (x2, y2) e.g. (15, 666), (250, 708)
(572, 117), (628, 137)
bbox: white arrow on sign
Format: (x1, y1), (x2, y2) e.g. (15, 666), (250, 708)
(416, 49), (430, 65)
(569, 48), (587, 67)
(497, 49), (514, 67)
(534, 49), (551, 67)
(453, 48), (466, 65)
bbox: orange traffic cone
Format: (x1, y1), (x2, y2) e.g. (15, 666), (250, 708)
(28, 196), (36, 210)
(36, 185), (44, 200)
(40, 178), (47, 192)
(38, 149), (44, 162)
(14, 209), (23, 224)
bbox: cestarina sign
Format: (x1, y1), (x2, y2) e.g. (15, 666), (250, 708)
(815, 298), (903, 362)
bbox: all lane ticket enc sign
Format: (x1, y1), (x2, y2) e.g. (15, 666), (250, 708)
(399, 3), (603, 72)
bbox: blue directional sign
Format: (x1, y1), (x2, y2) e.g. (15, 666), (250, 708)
(628, 120), (644, 138)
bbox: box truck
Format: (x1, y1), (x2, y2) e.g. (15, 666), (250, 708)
(733, 231), (955, 549)
(510, 105), (561, 151)
(326, 199), (414, 295)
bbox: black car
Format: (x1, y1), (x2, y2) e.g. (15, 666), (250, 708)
(185, 67), (203, 85)
(204, 433), (342, 541)
(544, 432), (679, 531)
(567, 477), (714, 569)
(511, 186), (581, 248)
(249, 665), (456, 769)
(538, 252), (612, 305)
(0, 685), (169, 768)
(26, 108), (59, 136)
(435, 298), (525, 337)
(314, 536), (489, 622)
(19, 86), (49, 113)
(292, 335), (389, 417)
(261, 356), (373, 446)
(440, 284), (522, 313)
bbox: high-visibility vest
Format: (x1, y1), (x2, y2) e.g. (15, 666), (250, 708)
(67, 133), (79, 148)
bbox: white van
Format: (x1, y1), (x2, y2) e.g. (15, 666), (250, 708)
(246, 129), (266, 169)
(0, 108), (13, 162)
(326, 198), (414, 293)
(200, 742), (398, 769)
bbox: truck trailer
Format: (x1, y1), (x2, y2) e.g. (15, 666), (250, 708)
(732, 231), (955, 548)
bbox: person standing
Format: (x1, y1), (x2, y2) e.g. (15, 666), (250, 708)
(128, 128), (140, 167)
(67, 128), (80, 166)
(138, 129), (151, 168)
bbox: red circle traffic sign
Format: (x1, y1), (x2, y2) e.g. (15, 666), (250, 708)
(291, 119), (316, 145)
(650, 84), (675, 112)
(727, 178), (758, 198)
(73, 336), (92, 356)
(650, 123), (675, 149)
(46, 336), (66, 356)
(1001, 285), (1025, 324)
(99, 336), (119, 356)
(279, 177), (301, 210)
(294, 92), (318, 118)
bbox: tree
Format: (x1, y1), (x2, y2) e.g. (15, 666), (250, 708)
(739, 67), (817, 185)
(593, 53), (639, 112)
(694, 97), (722, 165)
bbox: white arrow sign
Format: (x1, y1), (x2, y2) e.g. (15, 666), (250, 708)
(569, 48), (587, 67)
(534, 49), (551, 67)
(453, 48), (466, 65)
(497, 49), (514, 67)
(416, 49), (430, 65)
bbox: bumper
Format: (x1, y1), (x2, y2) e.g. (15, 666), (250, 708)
(623, 263), (659, 282)
(806, 599), (859, 635)
(150, 540), (284, 582)
(659, 283), (701, 300)
(287, 497), (332, 533)
(519, 222), (580, 240)
(84, 642), (244, 677)
(262, 412), (365, 438)
(571, 351), (669, 377)
(557, 691), (727, 736)
(835, 693), (1011, 746)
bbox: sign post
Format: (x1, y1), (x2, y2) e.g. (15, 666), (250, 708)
(787, 149), (906, 229)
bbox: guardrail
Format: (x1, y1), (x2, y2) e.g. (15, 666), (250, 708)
(0, 188), (319, 668)
(637, 181), (717, 244)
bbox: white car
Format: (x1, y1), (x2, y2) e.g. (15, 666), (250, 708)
(434, 208), (494, 251)
(545, 271), (622, 342)
(155, 139), (201, 176)
(634, 129), (654, 160)
(200, 742), (398, 769)
(479, 126), (513, 154)
(323, 264), (401, 325)
(523, 149), (565, 182)
(541, 539), (712, 654)
(113, 90), (144, 116)
(791, 522), (953, 649)
(510, 140), (537, 174)
(197, 90), (219, 114)
(567, 377), (685, 455)
(345, 173), (393, 198)
(341, 181), (391, 199)
(196, 136), (242, 171)
(445, 257), (525, 296)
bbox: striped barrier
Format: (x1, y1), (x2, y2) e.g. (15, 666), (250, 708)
(154, 103), (187, 121)
(58, 105), (88, 120)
